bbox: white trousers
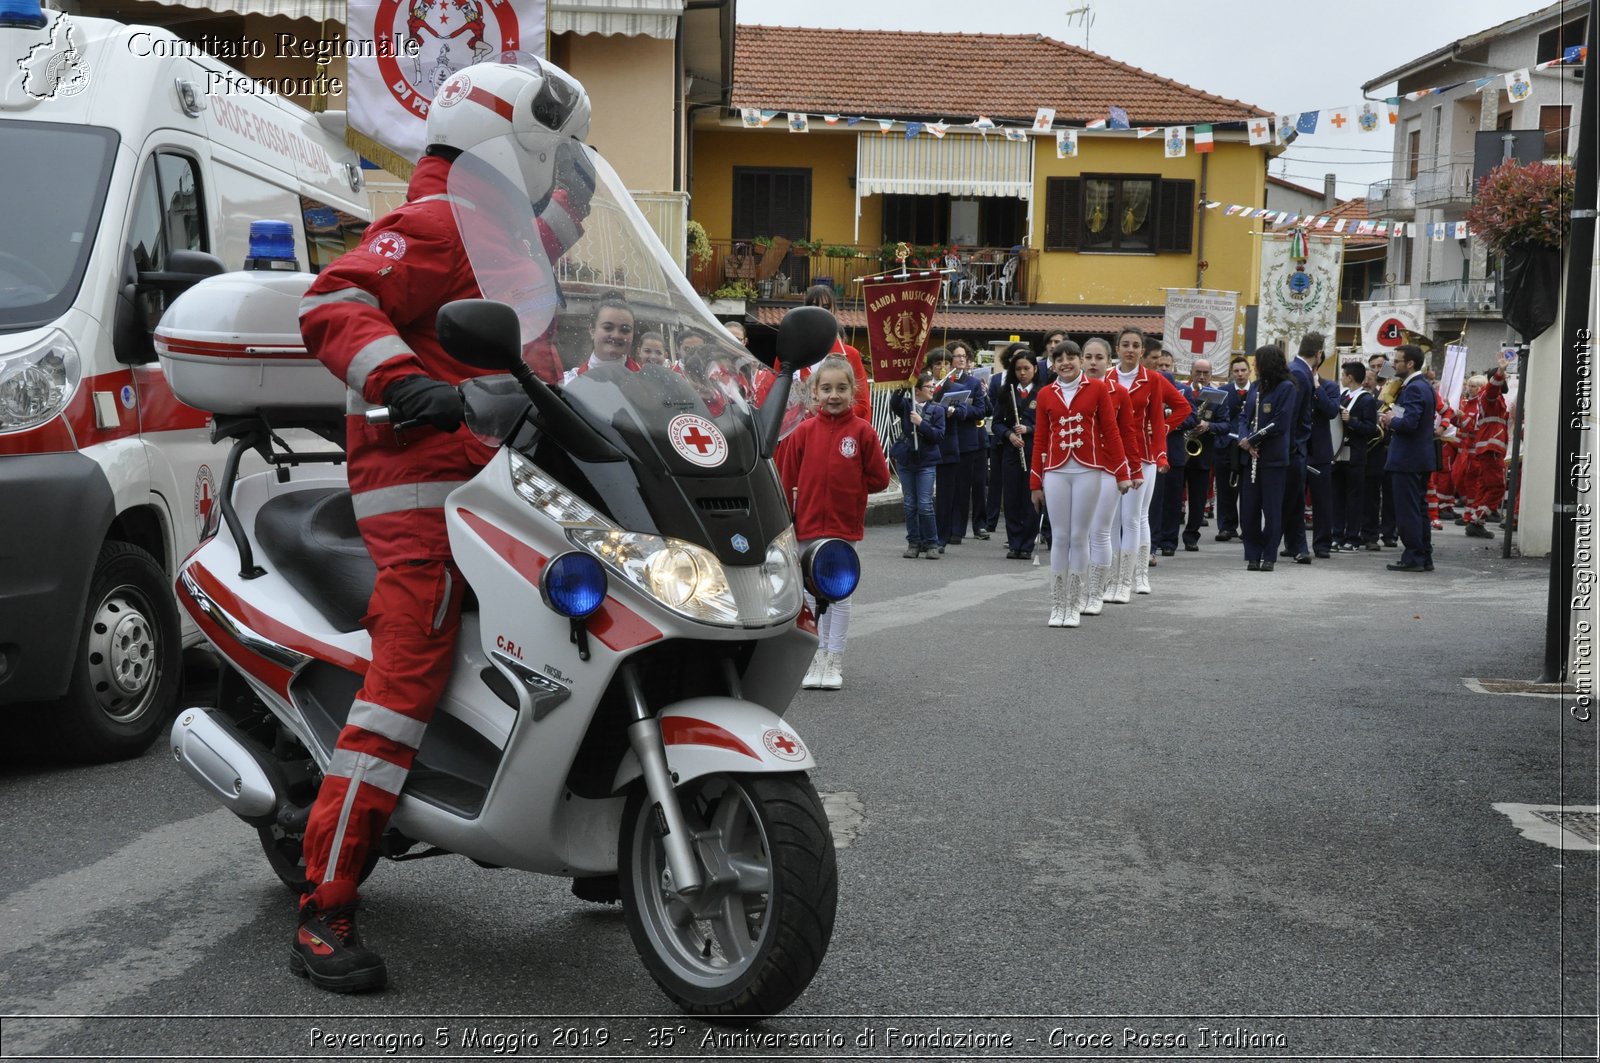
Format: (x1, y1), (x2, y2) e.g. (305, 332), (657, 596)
(1118, 461), (1156, 550)
(803, 591), (853, 653)
(1089, 467), (1121, 567)
(1043, 465), (1108, 574)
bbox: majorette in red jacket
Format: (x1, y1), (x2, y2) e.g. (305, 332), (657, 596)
(776, 410), (890, 542)
(1028, 376), (1130, 489)
(300, 154), (586, 567)
(1103, 365), (1163, 466)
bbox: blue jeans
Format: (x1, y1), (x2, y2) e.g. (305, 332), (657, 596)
(901, 464), (937, 546)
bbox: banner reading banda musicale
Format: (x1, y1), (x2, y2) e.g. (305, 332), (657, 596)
(863, 275), (942, 384)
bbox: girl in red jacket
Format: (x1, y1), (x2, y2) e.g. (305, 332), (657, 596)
(1029, 341), (1133, 627)
(778, 356), (890, 691)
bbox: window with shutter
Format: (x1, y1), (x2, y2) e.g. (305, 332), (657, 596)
(1043, 177), (1079, 250)
(731, 167), (812, 241)
(1156, 179), (1194, 252)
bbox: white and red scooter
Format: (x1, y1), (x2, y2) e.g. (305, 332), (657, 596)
(158, 134), (853, 1017)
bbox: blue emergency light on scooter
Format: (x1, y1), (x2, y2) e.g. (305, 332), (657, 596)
(0, 0), (48, 30)
(243, 220), (299, 271)
(541, 551), (607, 618)
(802, 538), (860, 604)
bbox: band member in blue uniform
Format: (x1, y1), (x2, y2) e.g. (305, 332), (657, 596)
(1180, 358), (1235, 552)
(1307, 370), (1342, 558)
(984, 345), (1028, 536)
(947, 340), (992, 541)
(1330, 361), (1379, 550)
(1281, 332), (1336, 564)
(928, 347), (984, 552)
(1381, 344), (1437, 572)
(992, 349), (1043, 559)
(1214, 355), (1250, 542)
(890, 371), (946, 558)
(1152, 356), (1198, 556)
(1236, 345), (1295, 571)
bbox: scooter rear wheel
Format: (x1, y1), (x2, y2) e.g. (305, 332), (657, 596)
(619, 772), (836, 1017)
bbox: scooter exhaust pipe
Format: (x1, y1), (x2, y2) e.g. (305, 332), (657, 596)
(170, 708), (281, 825)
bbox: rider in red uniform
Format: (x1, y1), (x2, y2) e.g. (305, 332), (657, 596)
(291, 58), (594, 993)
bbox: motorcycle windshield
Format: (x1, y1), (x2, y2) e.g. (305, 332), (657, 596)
(449, 132), (771, 475)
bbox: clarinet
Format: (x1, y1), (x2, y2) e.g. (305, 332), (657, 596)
(1250, 388), (1261, 485)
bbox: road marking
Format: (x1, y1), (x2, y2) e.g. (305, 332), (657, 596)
(1492, 803), (1600, 850)
(0, 809), (259, 1052)
(849, 572), (1036, 639)
(818, 790), (865, 850)
(1465, 677), (1583, 701)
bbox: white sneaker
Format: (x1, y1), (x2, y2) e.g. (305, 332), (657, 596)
(819, 651), (843, 690)
(801, 649), (826, 690)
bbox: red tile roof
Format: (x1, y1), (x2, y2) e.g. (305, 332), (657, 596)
(733, 25), (1270, 126)
(754, 305), (1163, 337)
(1266, 197), (1387, 249)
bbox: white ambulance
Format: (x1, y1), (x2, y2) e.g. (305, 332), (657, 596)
(0, 7), (370, 760)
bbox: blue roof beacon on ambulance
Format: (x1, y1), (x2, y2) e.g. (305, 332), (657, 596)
(0, 0), (370, 762)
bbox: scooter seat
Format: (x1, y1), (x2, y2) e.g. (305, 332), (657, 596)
(254, 487), (376, 634)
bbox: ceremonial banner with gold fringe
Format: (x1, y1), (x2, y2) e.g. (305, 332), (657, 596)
(1257, 231), (1342, 355)
(345, 0), (547, 174)
(864, 275), (942, 385)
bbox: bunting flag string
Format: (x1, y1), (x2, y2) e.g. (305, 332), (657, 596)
(732, 44), (1584, 153)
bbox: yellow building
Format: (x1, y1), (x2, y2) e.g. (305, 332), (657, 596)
(694, 25), (1279, 356)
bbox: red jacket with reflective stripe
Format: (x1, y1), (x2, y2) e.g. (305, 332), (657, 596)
(300, 155), (580, 565)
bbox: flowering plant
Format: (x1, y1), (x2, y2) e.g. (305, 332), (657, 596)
(1466, 160), (1574, 253)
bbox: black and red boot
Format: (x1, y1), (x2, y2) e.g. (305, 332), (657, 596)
(290, 899), (388, 993)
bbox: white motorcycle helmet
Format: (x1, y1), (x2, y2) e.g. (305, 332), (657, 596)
(424, 57), (592, 212)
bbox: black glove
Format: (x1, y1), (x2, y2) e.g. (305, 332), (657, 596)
(551, 140), (596, 219)
(383, 375), (463, 433)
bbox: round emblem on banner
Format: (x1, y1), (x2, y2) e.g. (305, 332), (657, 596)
(193, 464), (216, 537)
(668, 414), (728, 468)
(838, 435), (858, 458)
(1376, 318), (1409, 348)
(762, 727), (806, 762)
(372, 0), (523, 121)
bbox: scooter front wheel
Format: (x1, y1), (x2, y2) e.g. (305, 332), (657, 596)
(619, 772), (837, 1017)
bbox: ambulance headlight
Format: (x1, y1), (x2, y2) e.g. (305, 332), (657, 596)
(0, 330), (81, 434)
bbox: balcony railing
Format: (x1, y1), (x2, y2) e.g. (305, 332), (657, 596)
(690, 239), (1037, 307)
(1367, 178), (1416, 218)
(1420, 278), (1500, 314)
(1414, 163), (1476, 208)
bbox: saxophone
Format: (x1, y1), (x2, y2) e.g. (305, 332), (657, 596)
(1371, 377), (1402, 449)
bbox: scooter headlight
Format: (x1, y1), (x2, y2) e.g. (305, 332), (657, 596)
(567, 528), (800, 628)
(0, 330), (81, 434)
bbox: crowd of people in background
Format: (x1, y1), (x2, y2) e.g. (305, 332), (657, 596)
(873, 327), (1517, 627)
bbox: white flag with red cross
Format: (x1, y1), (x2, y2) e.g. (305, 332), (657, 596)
(1162, 289), (1238, 373)
(346, 0), (547, 169)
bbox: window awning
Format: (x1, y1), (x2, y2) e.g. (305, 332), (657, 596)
(550, 0), (684, 39)
(855, 132), (1033, 199)
(136, 0), (335, 20)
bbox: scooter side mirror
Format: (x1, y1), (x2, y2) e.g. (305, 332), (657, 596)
(774, 305), (839, 374)
(437, 299), (523, 371)
(756, 305), (844, 460)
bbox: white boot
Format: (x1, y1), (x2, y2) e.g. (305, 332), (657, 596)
(1048, 572), (1068, 627)
(1061, 571), (1083, 628)
(819, 651), (843, 690)
(1082, 564), (1107, 615)
(1108, 552), (1132, 604)
(801, 649), (826, 690)
(1134, 544), (1153, 595)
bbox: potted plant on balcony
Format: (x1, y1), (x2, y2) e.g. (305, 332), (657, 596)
(1466, 159), (1574, 339)
(685, 219), (714, 293)
(707, 278), (758, 316)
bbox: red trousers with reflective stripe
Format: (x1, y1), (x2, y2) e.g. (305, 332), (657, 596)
(1462, 454), (1507, 524)
(302, 559), (465, 909)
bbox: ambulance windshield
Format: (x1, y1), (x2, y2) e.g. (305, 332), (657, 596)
(0, 122), (118, 332)
(450, 133), (778, 475)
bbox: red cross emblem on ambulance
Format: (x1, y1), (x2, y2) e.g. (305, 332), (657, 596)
(667, 414), (728, 468)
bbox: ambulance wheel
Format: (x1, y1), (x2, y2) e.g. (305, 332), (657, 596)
(619, 773), (837, 1018)
(36, 541), (181, 762)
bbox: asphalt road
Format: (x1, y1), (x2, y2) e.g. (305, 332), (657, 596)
(1, 520), (1595, 1061)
